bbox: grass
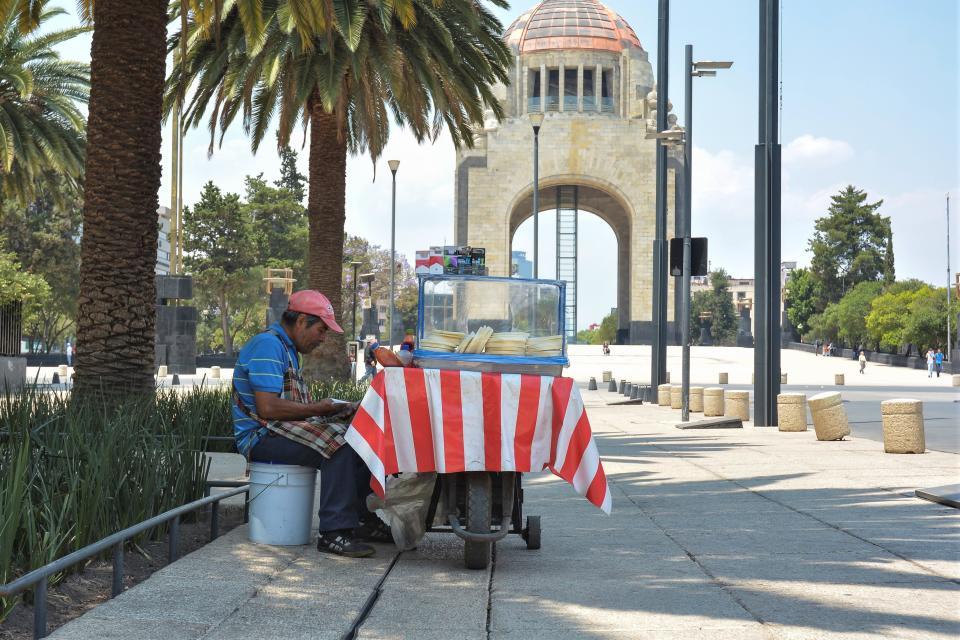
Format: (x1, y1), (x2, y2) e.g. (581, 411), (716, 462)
(0, 377), (369, 621)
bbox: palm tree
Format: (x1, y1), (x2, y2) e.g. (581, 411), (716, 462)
(168, 0), (510, 378)
(0, 4), (89, 204)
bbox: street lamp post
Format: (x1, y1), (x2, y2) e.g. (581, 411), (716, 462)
(529, 113), (544, 278)
(388, 159), (400, 348)
(947, 193), (952, 361)
(351, 260), (362, 341)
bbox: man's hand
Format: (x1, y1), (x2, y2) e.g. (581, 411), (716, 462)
(253, 393), (360, 421)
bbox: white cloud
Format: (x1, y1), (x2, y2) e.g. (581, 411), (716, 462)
(783, 134), (854, 166)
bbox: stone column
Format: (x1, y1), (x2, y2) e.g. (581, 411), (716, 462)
(657, 383), (671, 406)
(577, 64), (584, 112)
(540, 63), (547, 110)
(595, 64), (603, 112)
(670, 384), (682, 409)
(689, 386), (704, 412)
(881, 399), (925, 453)
(704, 387), (724, 417)
(809, 392), (850, 441)
(724, 390), (750, 421)
(558, 63), (565, 112)
(777, 393), (807, 431)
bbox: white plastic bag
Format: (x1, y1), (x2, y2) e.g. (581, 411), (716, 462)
(366, 473), (437, 550)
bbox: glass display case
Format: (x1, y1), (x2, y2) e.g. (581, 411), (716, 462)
(414, 274), (568, 376)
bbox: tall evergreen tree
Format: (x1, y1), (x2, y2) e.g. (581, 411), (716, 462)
(808, 185), (893, 304)
(274, 144), (306, 204)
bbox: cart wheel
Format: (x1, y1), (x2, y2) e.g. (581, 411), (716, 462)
(524, 515), (541, 550)
(464, 472), (492, 570)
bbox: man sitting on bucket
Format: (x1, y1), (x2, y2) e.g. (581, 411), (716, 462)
(232, 289), (390, 557)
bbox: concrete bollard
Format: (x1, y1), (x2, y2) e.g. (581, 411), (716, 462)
(588, 377), (598, 390)
(835, 373), (845, 386)
(602, 371), (612, 383)
(211, 366), (221, 379)
(689, 387), (704, 412)
(657, 383), (672, 406)
(623, 382), (633, 397)
(718, 372), (729, 384)
(780, 372), (788, 384)
(158, 365), (168, 378)
(51, 372), (60, 385)
(171, 373), (181, 386)
(808, 392), (850, 441)
(952, 374), (960, 387)
(57, 364), (68, 378)
(704, 387), (724, 417)
(670, 385), (682, 409)
(619, 379), (627, 393)
(881, 399), (925, 454)
(724, 390), (750, 421)
(665, 371), (671, 383)
(608, 378), (618, 392)
(631, 385), (641, 400)
(777, 393), (808, 432)
(751, 373), (755, 384)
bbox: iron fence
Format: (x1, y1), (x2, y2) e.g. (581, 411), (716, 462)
(0, 301), (22, 357)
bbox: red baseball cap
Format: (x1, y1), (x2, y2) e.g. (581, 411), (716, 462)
(287, 290), (343, 333)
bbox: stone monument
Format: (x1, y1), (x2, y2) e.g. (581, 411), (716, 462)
(155, 275), (197, 375)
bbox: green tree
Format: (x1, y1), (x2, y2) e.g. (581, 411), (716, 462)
(274, 143), (306, 204)
(784, 268), (820, 338)
(903, 286), (955, 354)
(183, 182), (258, 357)
(865, 281), (926, 351)
(809, 185), (894, 305)
(0, 178), (82, 352)
(690, 269), (738, 345)
(833, 281), (883, 348)
(0, 249), (50, 330)
(242, 173), (308, 285)
(342, 234), (415, 341)
(576, 311), (617, 345)
(168, 0), (511, 379)
(0, 5), (89, 204)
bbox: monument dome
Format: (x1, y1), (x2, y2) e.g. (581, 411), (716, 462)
(503, 0), (643, 54)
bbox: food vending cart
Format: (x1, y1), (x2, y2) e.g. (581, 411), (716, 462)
(346, 274), (611, 569)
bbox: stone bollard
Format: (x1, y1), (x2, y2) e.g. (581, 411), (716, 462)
(690, 387), (704, 412)
(718, 372), (729, 384)
(211, 365), (221, 379)
(623, 382), (632, 397)
(57, 364), (68, 378)
(631, 384), (641, 400)
(952, 374), (960, 387)
(608, 378), (618, 392)
(881, 399), (925, 454)
(665, 371), (671, 383)
(588, 377), (598, 390)
(777, 393), (808, 432)
(780, 373), (788, 384)
(619, 379), (627, 393)
(602, 371), (612, 383)
(171, 373), (181, 386)
(724, 390), (750, 421)
(808, 392), (850, 441)
(158, 365), (168, 378)
(670, 385), (682, 409)
(657, 383), (672, 406)
(835, 373), (845, 386)
(704, 387), (724, 417)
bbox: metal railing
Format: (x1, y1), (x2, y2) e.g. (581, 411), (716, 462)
(0, 481), (250, 639)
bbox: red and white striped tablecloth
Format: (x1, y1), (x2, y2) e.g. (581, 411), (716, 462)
(346, 368), (611, 513)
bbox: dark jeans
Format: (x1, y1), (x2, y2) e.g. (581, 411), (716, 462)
(250, 434), (373, 532)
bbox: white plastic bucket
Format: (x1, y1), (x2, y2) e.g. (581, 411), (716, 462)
(248, 463), (317, 545)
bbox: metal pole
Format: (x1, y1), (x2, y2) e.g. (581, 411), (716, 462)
(681, 44), (693, 422)
(533, 126), (541, 278)
(168, 102), (179, 275)
(352, 262), (360, 341)
(650, 0), (669, 399)
(389, 168), (397, 348)
(948, 193), (952, 360)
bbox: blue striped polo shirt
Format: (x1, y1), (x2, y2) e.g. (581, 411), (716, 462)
(232, 322), (300, 455)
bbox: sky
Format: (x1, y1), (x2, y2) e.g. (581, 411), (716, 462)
(47, 1), (959, 330)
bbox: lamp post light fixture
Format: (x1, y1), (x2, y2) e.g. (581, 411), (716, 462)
(359, 272), (376, 338)
(388, 159), (400, 348)
(351, 261), (363, 341)
(529, 112), (545, 278)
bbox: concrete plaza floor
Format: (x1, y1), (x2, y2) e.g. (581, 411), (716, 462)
(48, 372), (959, 640)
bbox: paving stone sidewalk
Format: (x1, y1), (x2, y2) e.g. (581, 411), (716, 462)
(49, 390), (959, 639)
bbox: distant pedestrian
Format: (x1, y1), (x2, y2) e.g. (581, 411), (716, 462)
(65, 340), (72, 367)
(814, 338), (821, 356)
(858, 350), (866, 374)
(926, 348), (935, 377)
(602, 341), (610, 356)
(935, 349), (944, 378)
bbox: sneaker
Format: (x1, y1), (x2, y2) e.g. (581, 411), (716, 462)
(356, 518), (393, 543)
(317, 530), (375, 558)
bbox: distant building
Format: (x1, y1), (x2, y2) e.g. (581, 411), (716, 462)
(691, 262), (797, 336)
(511, 250), (533, 279)
(156, 206), (172, 275)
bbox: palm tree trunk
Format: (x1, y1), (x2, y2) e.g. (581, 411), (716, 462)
(73, 0), (167, 400)
(302, 95), (350, 381)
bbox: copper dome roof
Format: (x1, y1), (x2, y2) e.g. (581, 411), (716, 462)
(504, 0), (643, 54)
